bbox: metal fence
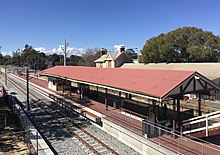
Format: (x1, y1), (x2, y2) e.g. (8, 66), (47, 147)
(103, 108), (220, 155)
(9, 95), (49, 155)
(143, 120), (220, 155)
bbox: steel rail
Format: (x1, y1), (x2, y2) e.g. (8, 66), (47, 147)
(8, 75), (119, 155)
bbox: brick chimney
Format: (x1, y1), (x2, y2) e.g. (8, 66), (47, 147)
(99, 48), (107, 56)
(120, 46), (125, 53)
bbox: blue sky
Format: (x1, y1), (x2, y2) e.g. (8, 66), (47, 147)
(1, 0), (220, 55)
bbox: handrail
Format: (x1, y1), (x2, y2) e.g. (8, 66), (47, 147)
(183, 110), (220, 124)
(183, 114), (220, 126)
(183, 122), (220, 134)
(183, 110), (220, 137)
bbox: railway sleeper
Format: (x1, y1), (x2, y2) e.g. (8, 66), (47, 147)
(80, 136), (90, 140)
(97, 148), (107, 154)
(83, 137), (92, 141)
(74, 129), (82, 134)
(64, 122), (74, 127)
(81, 145), (86, 149)
(80, 136), (91, 140)
(93, 145), (104, 150)
(86, 139), (96, 143)
(69, 127), (79, 131)
(78, 133), (86, 137)
(89, 142), (99, 147)
(57, 117), (68, 122)
(84, 148), (90, 152)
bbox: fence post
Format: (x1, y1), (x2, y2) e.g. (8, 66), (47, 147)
(36, 130), (38, 155)
(202, 145), (204, 155)
(27, 126), (30, 154)
(206, 115), (208, 137)
(129, 115), (131, 131)
(159, 128), (161, 146)
(178, 136), (180, 154)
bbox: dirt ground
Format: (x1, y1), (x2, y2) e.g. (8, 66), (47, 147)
(0, 96), (35, 155)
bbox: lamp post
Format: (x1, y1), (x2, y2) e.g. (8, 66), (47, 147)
(26, 68), (30, 111)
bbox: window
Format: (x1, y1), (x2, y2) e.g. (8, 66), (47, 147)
(52, 79), (56, 85)
(108, 61), (111, 68)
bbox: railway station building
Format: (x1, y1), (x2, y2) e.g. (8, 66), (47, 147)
(40, 66), (220, 134)
(94, 46), (133, 68)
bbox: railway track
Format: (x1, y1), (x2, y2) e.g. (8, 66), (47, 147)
(7, 74), (119, 155)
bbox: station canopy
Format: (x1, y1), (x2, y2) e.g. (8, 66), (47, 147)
(41, 66), (220, 101)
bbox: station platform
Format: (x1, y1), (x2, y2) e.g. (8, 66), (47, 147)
(9, 73), (220, 155)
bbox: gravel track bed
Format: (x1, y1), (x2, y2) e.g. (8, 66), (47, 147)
(50, 102), (141, 155)
(33, 100), (141, 155)
(28, 103), (92, 155)
(84, 125), (141, 155)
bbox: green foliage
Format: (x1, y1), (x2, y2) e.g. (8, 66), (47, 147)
(1, 44), (101, 68)
(0, 53), (4, 65)
(20, 44), (47, 70)
(67, 55), (83, 66)
(45, 48), (98, 67)
(140, 27), (220, 63)
(0, 53), (3, 59)
(126, 49), (138, 59)
(47, 53), (61, 66)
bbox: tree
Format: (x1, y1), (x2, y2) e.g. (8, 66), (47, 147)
(0, 52), (4, 65)
(10, 49), (22, 66)
(47, 53), (60, 66)
(140, 27), (220, 63)
(80, 48), (100, 67)
(37, 52), (47, 70)
(126, 49), (138, 59)
(20, 44), (47, 70)
(67, 55), (83, 66)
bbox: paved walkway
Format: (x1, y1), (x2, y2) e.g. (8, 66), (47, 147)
(15, 75), (220, 155)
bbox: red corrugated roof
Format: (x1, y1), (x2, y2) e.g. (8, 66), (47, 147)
(41, 66), (196, 99)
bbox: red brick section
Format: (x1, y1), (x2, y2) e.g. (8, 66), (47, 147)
(20, 75), (220, 155)
(41, 66), (196, 98)
(188, 128), (220, 139)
